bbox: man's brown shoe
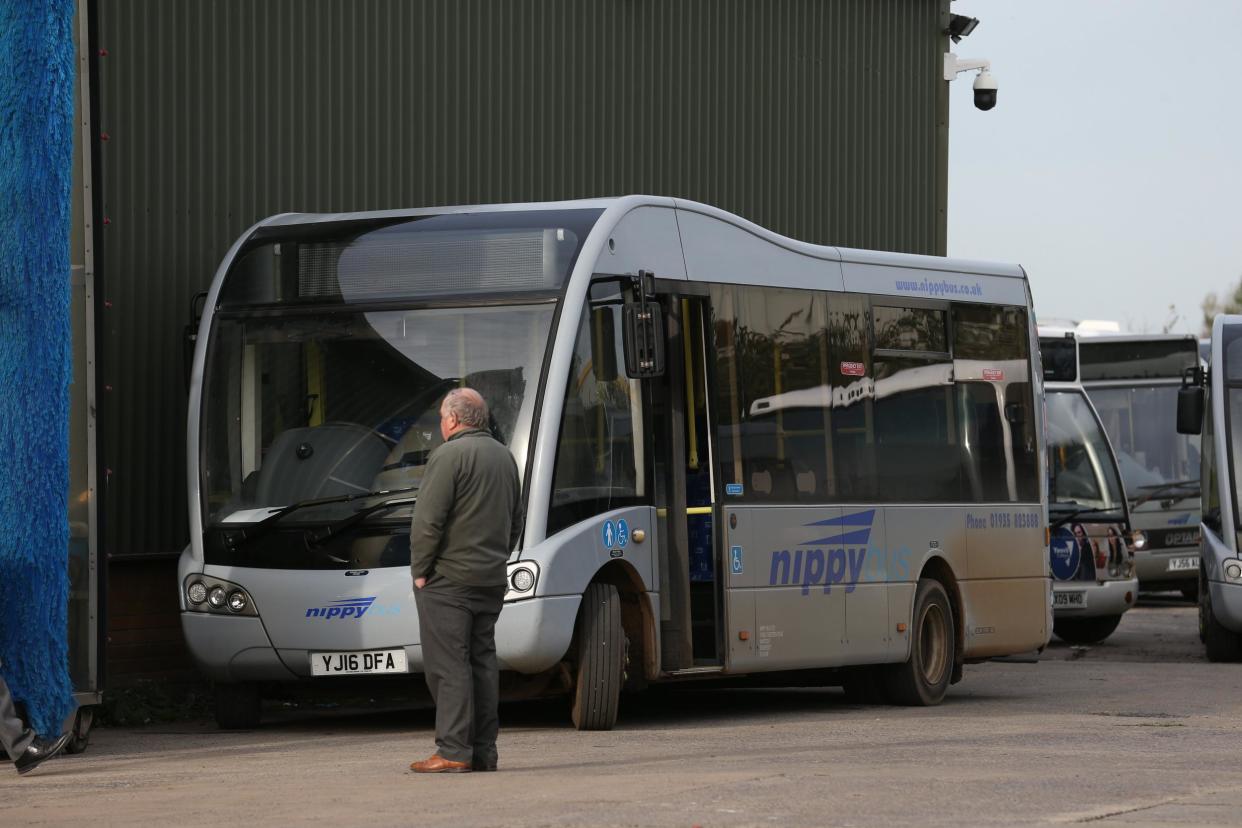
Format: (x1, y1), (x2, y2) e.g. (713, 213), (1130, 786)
(410, 754), (472, 774)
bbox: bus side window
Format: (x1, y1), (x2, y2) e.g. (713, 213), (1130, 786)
(1200, 385), (1221, 533)
(710, 285), (831, 503)
(951, 303), (1039, 503)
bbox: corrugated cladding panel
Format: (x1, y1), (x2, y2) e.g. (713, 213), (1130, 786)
(96, 0), (947, 557)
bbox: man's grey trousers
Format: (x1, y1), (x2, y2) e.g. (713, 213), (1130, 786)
(0, 659), (35, 760)
(414, 575), (506, 766)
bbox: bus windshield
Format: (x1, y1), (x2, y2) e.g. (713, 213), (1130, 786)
(1088, 385), (1201, 498)
(201, 303), (555, 526)
(1046, 390), (1126, 513)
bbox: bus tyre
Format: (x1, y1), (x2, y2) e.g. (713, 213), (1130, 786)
(1052, 614), (1122, 645)
(213, 682), (261, 730)
(571, 582), (625, 731)
(885, 579), (955, 706)
(1202, 581), (1242, 662)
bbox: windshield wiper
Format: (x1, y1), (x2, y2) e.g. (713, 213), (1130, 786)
(225, 486), (420, 550)
(305, 492), (419, 548)
(1049, 502), (1123, 529)
(1131, 479), (1199, 509)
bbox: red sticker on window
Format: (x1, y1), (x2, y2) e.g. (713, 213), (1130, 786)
(983, 368), (1005, 381)
(840, 361), (866, 377)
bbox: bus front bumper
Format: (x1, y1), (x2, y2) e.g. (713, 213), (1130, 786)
(181, 612), (297, 683)
(1052, 577), (1138, 619)
(1134, 547), (1199, 590)
(181, 593), (583, 681)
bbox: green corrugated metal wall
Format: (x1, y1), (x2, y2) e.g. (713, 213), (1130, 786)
(95, 0), (950, 560)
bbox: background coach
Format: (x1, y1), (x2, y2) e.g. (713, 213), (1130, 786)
(409, 387), (523, 774)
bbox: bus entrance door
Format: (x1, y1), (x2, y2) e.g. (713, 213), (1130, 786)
(653, 295), (724, 672)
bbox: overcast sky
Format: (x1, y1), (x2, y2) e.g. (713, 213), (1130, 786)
(946, 1), (1242, 335)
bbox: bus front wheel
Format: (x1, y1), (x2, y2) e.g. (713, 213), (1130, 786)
(1202, 581), (1242, 662)
(570, 582), (625, 731)
(213, 682), (261, 729)
(885, 578), (955, 706)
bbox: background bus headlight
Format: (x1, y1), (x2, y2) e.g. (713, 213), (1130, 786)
(505, 562), (539, 601)
(187, 581), (208, 605)
(1130, 531), (1147, 551)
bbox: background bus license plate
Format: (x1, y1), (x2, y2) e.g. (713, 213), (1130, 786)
(1167, 556), (1199, 571)
(1053, 591), (1086, 608)
(311, 649), (408, 676)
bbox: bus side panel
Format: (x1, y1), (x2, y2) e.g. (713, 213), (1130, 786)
(965, 506), (1045, 579)
(524, 506), (658, 598)
(959, 577), (1050, 657)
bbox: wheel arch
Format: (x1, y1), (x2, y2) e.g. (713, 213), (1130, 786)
(587, 560), (659, 682)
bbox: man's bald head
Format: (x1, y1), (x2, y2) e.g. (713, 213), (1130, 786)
(440, 388), (489, 437)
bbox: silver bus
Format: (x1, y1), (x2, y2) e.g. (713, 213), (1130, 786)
(1079, 335), (1202, 597)
(1177, 315), (1242, 660)
(1039, 329), (1137, 643)
(179, 197), (1051, 730)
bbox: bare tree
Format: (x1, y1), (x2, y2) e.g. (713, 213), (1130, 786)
(1202, 273), (1242, 336)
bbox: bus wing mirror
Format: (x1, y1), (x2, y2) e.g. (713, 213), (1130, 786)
(622, 303), (665, 378)
(1177, 385), (1204, 435)
(590, 307), (619, 383)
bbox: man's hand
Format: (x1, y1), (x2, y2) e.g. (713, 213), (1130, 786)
(414, 577), (427, 590)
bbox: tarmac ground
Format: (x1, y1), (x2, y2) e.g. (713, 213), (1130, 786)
(5, 594), (1241, 827)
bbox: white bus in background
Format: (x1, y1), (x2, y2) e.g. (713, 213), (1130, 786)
(1077, 334), (1203, 599)
(1039, 329), (1138, 643)
(180, 196), (1051, 730)
(1177, 315), (1242, 660)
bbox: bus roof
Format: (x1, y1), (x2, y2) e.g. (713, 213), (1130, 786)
(251, 195), (1031, 283)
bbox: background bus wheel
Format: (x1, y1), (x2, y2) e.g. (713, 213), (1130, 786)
(1052, 614), (1122, 645)
(1181, 583), (1199, 603)
(570, 582), (625, 731)
(885, 578), (955, 706)
(1198, 568), (1209, 643)
(64, 706), (95, 754)
(841, 668), (888, 705)
(213, 682), (261, 729)
(1202, 582), (1242, 662)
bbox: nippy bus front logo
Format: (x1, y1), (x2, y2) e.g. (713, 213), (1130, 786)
(769, 509), (909, 595)
(305, 596), (377, 620)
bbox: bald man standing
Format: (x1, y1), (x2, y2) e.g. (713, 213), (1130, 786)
(409, 388), (523, 774)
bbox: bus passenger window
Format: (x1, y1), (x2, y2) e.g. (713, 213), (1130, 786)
(710, 285), (831, 503)
(952, 303), (1038, 503)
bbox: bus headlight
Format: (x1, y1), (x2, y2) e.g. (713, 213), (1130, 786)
(187, 581), (208, 605)
(1225, 561), (1242, 582)
(505, 562), (539, 601)
(184, 575), (259, 617)
(1130, 531), (1147, 552)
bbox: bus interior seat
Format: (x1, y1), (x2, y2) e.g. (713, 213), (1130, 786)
(255, 423), (391, 505)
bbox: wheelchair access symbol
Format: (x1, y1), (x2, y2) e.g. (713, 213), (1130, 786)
(602, 519), (629, 549)
(730, 546), (744, 574)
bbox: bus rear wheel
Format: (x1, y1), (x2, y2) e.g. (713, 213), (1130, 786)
(1202, 581), (1242, 662)
(213, 682), (261, 729)
(570, 582), (626, 731)
(884, 578), (955, 706)
(1053, 614), (1122, 645)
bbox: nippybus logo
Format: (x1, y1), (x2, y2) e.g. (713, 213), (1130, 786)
(305, 596), (377, 621)
(767, 509), (910, 595)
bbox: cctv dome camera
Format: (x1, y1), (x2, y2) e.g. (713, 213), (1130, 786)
(973, 70), (997, 111)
